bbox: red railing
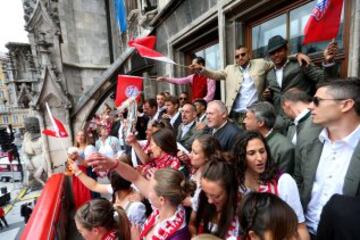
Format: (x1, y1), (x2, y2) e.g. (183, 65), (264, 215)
(21, 173), (65, 240)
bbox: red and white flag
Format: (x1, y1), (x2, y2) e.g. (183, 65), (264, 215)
(303, 0), (344, 44)
(129, 36), (175, 64)
(42, 102), (69, 138)
(115, 75), (143, 107)
(128, 35), (156, 49)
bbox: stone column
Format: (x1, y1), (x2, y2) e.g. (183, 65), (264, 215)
(348, 0), (360, 77)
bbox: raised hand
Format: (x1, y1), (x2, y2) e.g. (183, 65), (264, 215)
(85, 152), (117, 172)
(156, 76), (166, 82)
(324, 41), (338, 63)
(126, 132), (137, 145)
(296, 52), (311, 66)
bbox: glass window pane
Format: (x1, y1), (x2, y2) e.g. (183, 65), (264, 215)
(195, 43), (220, 69)
(289, 1), (344, 54)
(252, 14), (286, 58)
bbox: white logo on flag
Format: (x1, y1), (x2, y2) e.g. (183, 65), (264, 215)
(125, 85), (140, 97)
(312, 0), (330, 21)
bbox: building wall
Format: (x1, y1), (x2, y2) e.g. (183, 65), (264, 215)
(59, 0), (111, 100)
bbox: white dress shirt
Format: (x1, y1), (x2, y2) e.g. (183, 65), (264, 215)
(180, 121), (195, 138)
(275, 60), (289, 88)
(233, 64), (258, 112)
(170, 111), (180, 126)
(305, 124), (360, 234)
(292, 109), (310, 144)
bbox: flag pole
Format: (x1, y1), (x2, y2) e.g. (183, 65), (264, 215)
(173, 62), (190, 69)
(45, 102), (68, 156)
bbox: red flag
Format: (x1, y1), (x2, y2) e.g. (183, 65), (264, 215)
(128, 36), (156, 49)
(303, 0), (344, 44)
(115, 75), (143, 107)
(129, 36), (176, 64)
(42, 103), (69, 138)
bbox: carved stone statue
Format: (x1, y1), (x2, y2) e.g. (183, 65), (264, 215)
(22, 117), (48, 188)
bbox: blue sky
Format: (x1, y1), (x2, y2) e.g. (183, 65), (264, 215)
(0, 0), (28, 53)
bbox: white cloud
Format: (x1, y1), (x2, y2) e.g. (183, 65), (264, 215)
(0, 0), (29, 53)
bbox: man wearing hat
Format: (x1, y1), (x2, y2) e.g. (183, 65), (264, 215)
(189, 45), (310, 127)
(264, 35), (338, 132)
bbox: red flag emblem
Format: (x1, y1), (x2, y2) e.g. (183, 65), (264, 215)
(115, 75), (143, 107)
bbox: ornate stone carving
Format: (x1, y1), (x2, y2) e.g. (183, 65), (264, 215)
(22, 117), (48, 188)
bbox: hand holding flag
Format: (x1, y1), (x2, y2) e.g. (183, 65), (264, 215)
(42, 102), (69, 138)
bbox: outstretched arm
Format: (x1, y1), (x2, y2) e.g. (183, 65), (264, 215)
(70, 162), (110, 194)
(157, 75), (193, 85)
(204, 78), (216, 102)
(127, 133), (150, 164)
(86, 153), (150, 199)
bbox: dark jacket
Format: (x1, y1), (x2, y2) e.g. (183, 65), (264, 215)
(211, 121), (245, 152)
(318, 194), (360, 240)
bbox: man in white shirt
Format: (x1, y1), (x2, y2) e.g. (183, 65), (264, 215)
(294, 78), (360, 238)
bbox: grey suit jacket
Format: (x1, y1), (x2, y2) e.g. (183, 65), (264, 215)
(287, 112), (322, 148)
(294, 135), (360, 208)
(176, 121), (200, 151)
(266, 131), (295, 174)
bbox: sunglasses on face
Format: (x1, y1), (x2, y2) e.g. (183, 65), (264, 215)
(179, 97), (187, 100)
(312, 96), (346, 107)
(235, 53), (247, 58)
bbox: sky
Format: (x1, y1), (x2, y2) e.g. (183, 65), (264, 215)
(0, 0), (28, 53)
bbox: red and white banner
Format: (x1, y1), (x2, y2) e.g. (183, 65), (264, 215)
(129, 36), (175, 64)
(303, 0), (344, 44)
(128, 35), (156, 49)
(115, 75), (143, 107)
(42, 103), (68, 138)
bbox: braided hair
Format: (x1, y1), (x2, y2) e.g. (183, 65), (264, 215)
(239, 192), (298, 240)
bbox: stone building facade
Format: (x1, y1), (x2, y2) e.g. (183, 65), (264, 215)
(19, 0), (360, 171)
(0, 43), (35, 130)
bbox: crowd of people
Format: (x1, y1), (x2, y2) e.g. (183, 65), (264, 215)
(64, 35), (360, 240)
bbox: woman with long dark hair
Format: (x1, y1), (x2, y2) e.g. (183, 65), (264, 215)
(183, 134), (221, 207)
(232, 131), (309, 240)
(189, 157), (240, 239)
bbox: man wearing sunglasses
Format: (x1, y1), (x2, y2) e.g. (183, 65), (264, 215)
(264, 35), (338, 132)
(293, 79), (360, 239)
(189, 45), (309, 127)
(157, 56), (216, 102)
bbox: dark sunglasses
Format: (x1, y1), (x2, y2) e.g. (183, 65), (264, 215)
(312, 96), (346, 107)
(179, 97), (187, 100)
(235, 53), (247, 58)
